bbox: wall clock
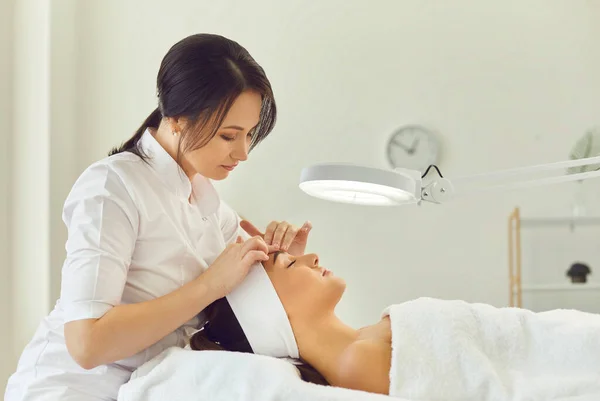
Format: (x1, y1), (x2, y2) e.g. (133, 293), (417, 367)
(386, 125), (440, 173)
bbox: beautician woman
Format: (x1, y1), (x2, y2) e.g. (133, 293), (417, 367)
(5, 33), (312, 401)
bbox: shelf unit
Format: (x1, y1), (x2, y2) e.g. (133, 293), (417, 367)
(508, 207), (600, 308)
(521, 284), (600, 292)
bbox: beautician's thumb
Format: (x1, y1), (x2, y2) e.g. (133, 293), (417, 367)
(240, 220), (263, 237)
(299, 221), (312, 237)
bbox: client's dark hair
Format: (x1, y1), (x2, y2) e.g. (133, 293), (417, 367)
(190, 297), (330, 386)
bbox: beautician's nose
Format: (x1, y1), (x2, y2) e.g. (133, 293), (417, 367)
(232, 137), (249, 161)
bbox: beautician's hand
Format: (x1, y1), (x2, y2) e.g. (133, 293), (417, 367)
(202, 236), (269, 300)
(240, 219), (312, 256)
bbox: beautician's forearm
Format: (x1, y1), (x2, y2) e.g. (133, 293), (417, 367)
(66, 274), (217, 369)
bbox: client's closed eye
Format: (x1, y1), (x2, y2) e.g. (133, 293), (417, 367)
(273, 251), (296, 268)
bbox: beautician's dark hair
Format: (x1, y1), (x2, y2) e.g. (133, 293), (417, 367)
(190, 297), (330, 387)
(109, 33), (276, 159)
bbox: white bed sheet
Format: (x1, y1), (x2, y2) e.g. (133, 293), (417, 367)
(117, 347), (401, 401)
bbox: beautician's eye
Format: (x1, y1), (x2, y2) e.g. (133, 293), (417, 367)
(220, 135), (235, 141)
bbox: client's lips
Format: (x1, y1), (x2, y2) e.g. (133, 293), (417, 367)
(322, 269), (331, 277)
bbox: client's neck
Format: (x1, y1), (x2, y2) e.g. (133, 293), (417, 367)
(292, 313), (358, 387)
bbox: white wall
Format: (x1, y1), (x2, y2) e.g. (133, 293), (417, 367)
(70, 0), (600, 327)
(49, 0), (79, 305)
(3, 0), (79, 386)
(0, 0), (15, 389)
(12, 0), (51, 356)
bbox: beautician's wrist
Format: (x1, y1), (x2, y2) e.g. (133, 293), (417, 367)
(194, 272), (222, 305)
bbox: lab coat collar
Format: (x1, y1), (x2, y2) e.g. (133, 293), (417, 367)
(139, 129), (220, 216)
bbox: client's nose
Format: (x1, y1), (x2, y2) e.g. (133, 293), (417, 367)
(305, 253), (319, 267)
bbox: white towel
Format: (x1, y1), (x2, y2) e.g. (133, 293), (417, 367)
(383, 297), (600, 401)
(117, 347), (400, 401)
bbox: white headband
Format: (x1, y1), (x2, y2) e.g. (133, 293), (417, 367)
(225, 261), (300, 359)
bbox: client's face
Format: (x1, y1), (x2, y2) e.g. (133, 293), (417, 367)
(262, 251), (346, 320)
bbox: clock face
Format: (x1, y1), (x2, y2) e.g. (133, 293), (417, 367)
(386, 126), (439, 172)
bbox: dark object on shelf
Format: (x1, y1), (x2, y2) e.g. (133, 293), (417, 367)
(566, 263), (592, 283)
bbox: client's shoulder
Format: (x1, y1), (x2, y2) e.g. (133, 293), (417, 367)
(337, 338), (391, 395)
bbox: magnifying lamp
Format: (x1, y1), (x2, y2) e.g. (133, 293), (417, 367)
(299, 156), (600, 206)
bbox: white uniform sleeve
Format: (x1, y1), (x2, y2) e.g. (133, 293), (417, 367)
(219, 201), (250, 245)
(60, 162), (139, 323)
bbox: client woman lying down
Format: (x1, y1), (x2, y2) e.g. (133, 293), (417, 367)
(191, 251), (389, 393)
(190, 251), (600, 399)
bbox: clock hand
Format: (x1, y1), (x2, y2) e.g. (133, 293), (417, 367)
(408, 138), (420, 155)
(393, 137), (411, 152)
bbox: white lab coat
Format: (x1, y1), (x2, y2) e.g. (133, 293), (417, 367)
(5, 130), (248, 401)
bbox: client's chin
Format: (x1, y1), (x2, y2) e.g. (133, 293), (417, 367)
(325, 276), (347, 308)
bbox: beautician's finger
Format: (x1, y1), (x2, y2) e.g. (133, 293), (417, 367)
(281, 226), (299, 251)
(236, 236), (244, 244)
(271, 223), (290, 248)
(242, 250), (270, 266)
(241, 236), (269, 255)
(292, 221), (312, 243)
(264, 221), (279, 245)
(299, 221), (312, 237)
(240, 220), (264, 238)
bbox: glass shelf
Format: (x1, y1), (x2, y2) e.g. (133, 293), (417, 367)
(520, 283), (600, 292)
(520, 217), (600, 228)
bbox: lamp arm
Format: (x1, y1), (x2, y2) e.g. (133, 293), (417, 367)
(420, 155), (600, 204)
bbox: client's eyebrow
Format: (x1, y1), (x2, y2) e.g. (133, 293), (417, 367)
(273, 251), (282, 264)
